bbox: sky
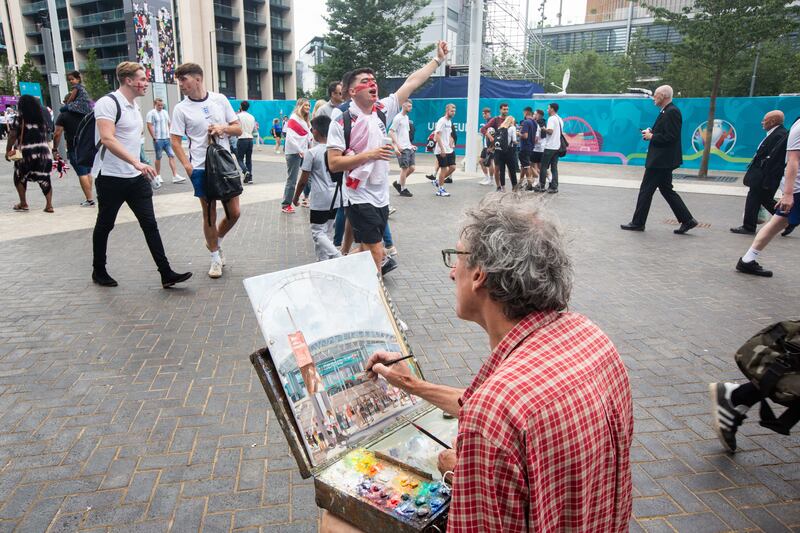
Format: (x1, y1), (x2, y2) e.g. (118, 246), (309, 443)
(293, 0), (588, 53)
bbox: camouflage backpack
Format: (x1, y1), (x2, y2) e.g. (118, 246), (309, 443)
(735, 320), (800, 435)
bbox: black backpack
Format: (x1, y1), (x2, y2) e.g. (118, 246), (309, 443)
(494, 127), (510, 153)
(204, 136), (243, 225)
(73, 93), (121, 169)
(325, 102), (387, 210)
(408, 120), (415, 144)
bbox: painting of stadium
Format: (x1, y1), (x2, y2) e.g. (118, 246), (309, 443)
(243, 253), (423, 466)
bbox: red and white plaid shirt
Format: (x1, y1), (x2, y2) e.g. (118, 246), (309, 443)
(448, 311), (633, 532)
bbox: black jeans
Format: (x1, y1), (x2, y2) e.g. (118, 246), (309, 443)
(92, 174), (171, 273)
(539, 149), (559, 189)
(495, 150), (517, 188)
(631, 167), (693, 226)
(236, 138), (253, 175)
(742, 184), (778, 232)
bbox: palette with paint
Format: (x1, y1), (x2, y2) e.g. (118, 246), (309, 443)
(247, 254), (456, 532)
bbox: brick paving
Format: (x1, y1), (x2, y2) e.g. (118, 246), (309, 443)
(0, 154), (799, 532)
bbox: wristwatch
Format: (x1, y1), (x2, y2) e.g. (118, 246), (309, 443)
(433, 57), (443, 67)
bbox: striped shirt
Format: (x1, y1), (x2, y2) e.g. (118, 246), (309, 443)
(146, 108), (170, 140)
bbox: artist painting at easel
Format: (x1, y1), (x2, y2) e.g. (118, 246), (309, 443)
(322, 194), (634, 532)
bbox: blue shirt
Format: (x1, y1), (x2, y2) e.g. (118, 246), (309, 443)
(519, 118), (537, 151)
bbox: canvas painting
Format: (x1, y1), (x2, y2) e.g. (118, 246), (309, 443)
(244, 253), (424, 466)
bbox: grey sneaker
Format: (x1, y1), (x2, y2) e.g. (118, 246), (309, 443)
(709, 382), (747, 453)
(80, 199), (96, 207)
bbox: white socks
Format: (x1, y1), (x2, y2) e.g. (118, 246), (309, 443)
(211, 250), (221, 263)
(742, 247), (760, 263)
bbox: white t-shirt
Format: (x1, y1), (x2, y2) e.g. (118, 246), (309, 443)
(389, 113), (413, 150)
(544, 114), (563, 151)
(434, 116), (453, 155)
(146, 108), (170, 140)
(782, 120), (800, 194)
(301, 143), (337, 211)
(170, 91), (237, 170)
(533, 120), (545, 153)
(92, 90), (143, 178)
(238, 111), (256, 139)
(327, 94), (400, 208)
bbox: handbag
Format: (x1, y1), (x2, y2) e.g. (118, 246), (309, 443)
(7, 120), (23, 161)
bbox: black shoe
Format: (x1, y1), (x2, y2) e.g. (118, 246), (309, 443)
(92, 269), (118, 287)
(709, 382), (747, 453)
(381, 256), (398, 276)
(736, 257), (773, 277)
(525, 183), (534, 191)
(674, 218), (698, 234)
(620, 223), (645, 231)
(161, 270), (193, 288)
(547, 187), (558, 194)
(444, 177), (453, 184)
(399, 188), (413, 197)
(782, 224), (797, 237)
(393, 181), (402, 193)
(532, 185), (545, 193)
(425, 174), (436, 181)
(730, 226), (756, 235)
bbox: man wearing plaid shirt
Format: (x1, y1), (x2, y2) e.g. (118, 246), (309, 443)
(322, 193), (633, 532)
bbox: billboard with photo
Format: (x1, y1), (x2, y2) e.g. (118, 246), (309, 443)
(125, 0), (177, 84)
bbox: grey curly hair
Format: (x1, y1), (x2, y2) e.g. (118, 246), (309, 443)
(460, 193), (573, 318)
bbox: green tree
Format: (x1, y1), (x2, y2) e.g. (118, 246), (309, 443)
(314, 0), (435, 93)
(544, 51), (629, 94)
(0, 53), (17, 96)
(16, 52), (46, 94)
(643, 0), (800, 177)
(83, 49), (110, 99)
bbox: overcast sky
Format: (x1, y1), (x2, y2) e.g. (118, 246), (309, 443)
(293, 0), (588, 52)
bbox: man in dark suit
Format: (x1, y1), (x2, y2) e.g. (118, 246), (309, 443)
(621, 85), (698, 234)
(731, 110), (788, 235)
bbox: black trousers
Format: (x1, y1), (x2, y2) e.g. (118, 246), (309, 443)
(539, 149), (559, 189)
(92, 174), (170, 273)
(236, 138), (253, 175)
(631, 167), (693, 226)
(495, 151), (517, 188)
(741, 184), (778, 232)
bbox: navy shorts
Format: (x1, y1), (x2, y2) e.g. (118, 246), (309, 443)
(436, 152), (455, 167)
(67, 152), (92, 177)
(190, 169), (206, 198)
(775, 192), (800, 225)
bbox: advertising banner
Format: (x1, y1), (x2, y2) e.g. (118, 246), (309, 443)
(125, 0), (177, 84)
(236, 95), (800, 172)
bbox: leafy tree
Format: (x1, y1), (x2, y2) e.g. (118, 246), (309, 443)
(0, 53), (17, 96)
(82, 49), (110, 99)
(544, 51), (629, 94)
(643, 0), (800, 177)
(16, 52), (46, 94)
(314, 0), (435, 93)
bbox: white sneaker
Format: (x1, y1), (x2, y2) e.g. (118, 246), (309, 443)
(436, 187), (450, 197)
(172, 175), (187, 184)
(479, 176), (492, 185)
(208, 259), (223, 279)
(385, 246), (398, 257)
(218, 248), (226, 266)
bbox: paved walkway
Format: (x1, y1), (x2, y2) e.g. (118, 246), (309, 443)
(0, 153), (798, 532)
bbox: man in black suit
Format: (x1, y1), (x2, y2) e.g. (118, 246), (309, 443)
(731, 110), (789, 235)
(622, 85), (698, 234)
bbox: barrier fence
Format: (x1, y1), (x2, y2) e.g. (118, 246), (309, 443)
(234, 96), (800, 172)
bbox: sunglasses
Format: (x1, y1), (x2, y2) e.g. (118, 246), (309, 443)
(441, 249), (471, 268)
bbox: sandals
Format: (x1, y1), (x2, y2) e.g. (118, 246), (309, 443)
(43, 207), (54, 213)
(12, 204), (28, 211)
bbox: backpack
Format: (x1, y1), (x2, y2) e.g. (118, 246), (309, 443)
(558, 133), (569, 157)
(324, 102), (387, 210)
(425, 133), (435, 152)
(408, 120), (415, 144)
(494, 127), (510, 153)
(735, 320), (800, 435)
(73, 93), (121, 169)
(204, 136), (242, 225)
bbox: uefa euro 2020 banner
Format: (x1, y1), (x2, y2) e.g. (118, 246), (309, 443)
(125, 0), (177, 84)
(237, 96), (800, 172)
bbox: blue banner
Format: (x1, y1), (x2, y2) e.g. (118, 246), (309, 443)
(234, 96), (800, 171)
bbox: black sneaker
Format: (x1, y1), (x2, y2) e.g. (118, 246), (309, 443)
(709, 382), (747, 453)
(161, 270), (193, 288)
(782, 224), (797, 237)
(399, 188), (413, 197)
(393, 181), (402, 193)
(736, 257), (773, 277)
(92, 269), (118, 287)
(381, 256), (398, 276)
(547, 187), (558, 194)
(425, 174), (436, 181)
(525, 183), (534, 191)
(532, 185), (545, 193)
(444, 177), (453, 184)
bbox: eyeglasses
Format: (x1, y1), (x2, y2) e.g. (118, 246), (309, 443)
(441, 249), (471, 268)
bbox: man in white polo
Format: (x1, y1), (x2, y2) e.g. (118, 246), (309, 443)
(91, 61), (191, 289)
(390, 99), (415, 198)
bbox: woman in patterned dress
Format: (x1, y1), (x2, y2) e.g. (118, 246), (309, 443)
(5, 95), (54, 212)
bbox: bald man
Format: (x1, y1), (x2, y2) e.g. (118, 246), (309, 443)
(622, 85), (698, 234)
(731, 110), (788, 235)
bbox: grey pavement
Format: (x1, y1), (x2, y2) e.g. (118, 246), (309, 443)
(0, 149), (799, 532)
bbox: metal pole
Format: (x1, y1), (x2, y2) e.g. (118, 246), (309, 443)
(46, 0), (67, 104)
(464, 0), (483, 174)
(625, 0), (634, 54)
(39, 26), (61, 113)
(749, 48), (760, 97)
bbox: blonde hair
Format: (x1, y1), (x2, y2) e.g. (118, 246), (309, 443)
(294, 98), (310, 123)
(501, 116), (516, 128)
(311, 99), (326, 118)
(116, 61), (144, 83)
